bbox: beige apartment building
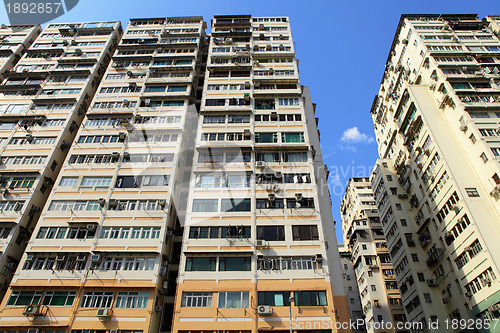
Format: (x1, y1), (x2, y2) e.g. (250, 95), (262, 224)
(0, 21), (120, 304)
(338, 244), (366, 333)
(0, 24), (41, 80)
(341, 177), (405, 333)
(0, 16), (205, 333)
(0, 15), (350, 333)
(170, 15), (350, 333)
(0, 23), (41, 295)
(370, 14), (500, 332)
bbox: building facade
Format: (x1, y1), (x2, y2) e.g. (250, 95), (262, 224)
(338, 244), (365, 333)
(0, 17), (210, 332)
(171, 15), (350, 333)
(0, 24), (41, 80)
(370, 14), (500, 332)
(0, 21), (120, 302)
(341, 177), (405, 333)
(0, 15), (350, 333)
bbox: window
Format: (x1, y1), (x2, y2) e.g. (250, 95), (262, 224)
(278, 98), (299, 106)
(115, 292), (149, 309)
(185, 257), (216, 271)
(181, 292), (212, 307)
(7, 291), (43, 306)
(292, 225), (319, 240)
(255, 132), (277, 143)
(294, 291), (327, 306)
(59, 177), (78, 186)
(218, 291), (249, 308)
(424, 293), (432, 303)
(257, 226), (285, 241)
(42, 291), (76, 306)
(192, 199), (218, 212)
(258, 291), (290, 306)
(81, 176), (112, 187)
(221, 198), (251, 212)
(189, 226), (250, 239)
(465, 188), (480, 197)
(219, 257), (251, 271)
(282, 132), (304, 143)
(80, 291), (114, 308)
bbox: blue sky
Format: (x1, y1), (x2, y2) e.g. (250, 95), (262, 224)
(0, 1), (497, 243)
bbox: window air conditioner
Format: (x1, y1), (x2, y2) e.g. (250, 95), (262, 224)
(255, 240), (266, 248)
(90, 254), (102, 262)
(258, 305), (272, 315)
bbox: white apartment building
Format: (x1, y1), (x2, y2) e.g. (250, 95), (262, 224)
(341, 177), (405, 333)
(0, 21), (120, 303)
(370, 14), (500, 332)
(0, 17), (204, 333)
(338, 244), (366, 333)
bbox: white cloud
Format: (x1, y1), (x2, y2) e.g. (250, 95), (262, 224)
(341, 127), (374, 144)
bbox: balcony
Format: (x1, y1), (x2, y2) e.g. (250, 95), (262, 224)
(426, 248), (445, 267)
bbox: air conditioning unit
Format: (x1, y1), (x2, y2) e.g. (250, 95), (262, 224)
(110, 330), (118, 333)
(484, 277), (492, 286)
(87, 224), (97, 231)
(23, 304), (43, 316)
(258, 305), (272, 315)
(111, 152), (120, 159)
(465, 291), (472, 298)
(55, 255), (65, 262)
(488, 303), (500, 312)
(274, 171), (282, 178)
(268, 193), (276, 201)
(315, 253), (323, 263)
(401, 39), (408, 45)
(427, 279), (438, 287)
(26, 254), (35, 261)
(96, 308), (111, 318)
(108, 199), (117, 207)
(295, 193), (303, 202)
(255, 240), (266, 248)
(255, 161), (265, 168)
(451, 205), (460, 214)
(98, 198), (106, 206)
(90, 255), (102, 263)
(397, 194), (408, 199)
(460, 124), (467, 132)
(442, 297), (449, 304)
(158, 199), (166, 207)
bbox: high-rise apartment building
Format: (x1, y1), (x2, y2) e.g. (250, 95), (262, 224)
(0, 15), (349, 333)
(170, 15), (349, 333)
(341, 177), (405, 333)
(370, 14), (500, 331)
(0, 21), (120, 302)
(338, 244), (365, 333)
(0, 24), (41, 80)
(0, 16), (205, 332)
